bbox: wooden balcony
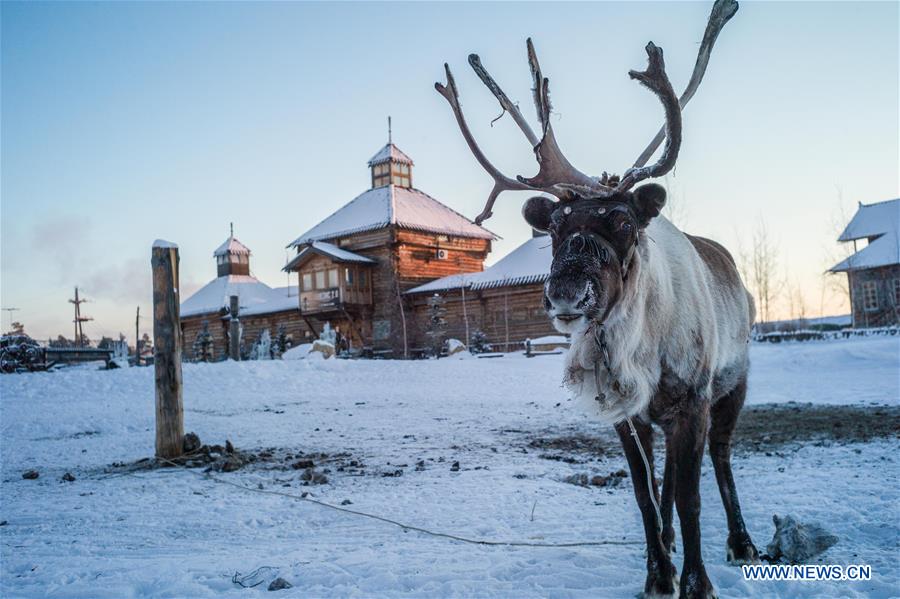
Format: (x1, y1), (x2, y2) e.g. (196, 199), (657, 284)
(299, 285), (371, 316)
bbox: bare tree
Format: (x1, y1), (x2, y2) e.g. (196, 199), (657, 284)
(738, 218), (781, 325)
(822, 187), (853, 309)
(661, 174), (689, 228)
(783, 273), (808, 329)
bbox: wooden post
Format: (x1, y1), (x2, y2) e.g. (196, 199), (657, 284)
(135, 306), (141, 365)
(229, 295), (241, 361)
(151, 240), (184, 459)
(460, 277), (470, 347)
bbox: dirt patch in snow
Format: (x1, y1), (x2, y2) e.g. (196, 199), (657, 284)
(105, 440), (359, 484)
(525, 404), (900, 461)
(733, 403), (900, 453)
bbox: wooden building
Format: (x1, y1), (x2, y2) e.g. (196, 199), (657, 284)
(180, 234), (312, 360)
(282, 142), (497, 355)
(405, 232), (558, 352)
(180, 139), (559, 358)
(829, 198), (900, 328)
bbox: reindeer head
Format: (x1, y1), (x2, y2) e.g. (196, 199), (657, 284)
(435, 0), (738, 331)
(523, 185), (666, 331)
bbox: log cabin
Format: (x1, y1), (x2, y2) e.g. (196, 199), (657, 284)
(405, 231), (558, 352)
(829, 198), (900, 328)
(180, 234), (312, 361)
(282, 141), (497, 356)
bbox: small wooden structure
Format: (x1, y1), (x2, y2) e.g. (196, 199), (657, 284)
(44, 347), (114, 368)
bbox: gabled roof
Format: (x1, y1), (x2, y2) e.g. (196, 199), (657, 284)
(830, 199), (900, 272)
(287, 185), (496, 246)
(830, 230), (899, 272)
(368, 143), (414, 167)
(407, 235), (552, 294)
(213, 236), (251, 257)
(181, 275), (280, 318)
(283, 241), (376, 272)
(837, 199), (899, 241)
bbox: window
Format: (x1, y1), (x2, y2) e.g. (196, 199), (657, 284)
(328, 268), (339, 288)
(315, 270), (326, 289)
(391, 170), (410, 187)
(302, 273), (312, 291)
(345, 268), (354, 287)
(894, 279), (900, 306)
(359, 270), (367, 289)
(862, 281), (878, 311)
(374, 174), (390, 187)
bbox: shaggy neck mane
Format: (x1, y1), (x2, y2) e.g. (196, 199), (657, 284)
(563, 230), (667, 423)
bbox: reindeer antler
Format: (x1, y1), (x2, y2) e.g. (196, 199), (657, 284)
(614, 43), (682, 191)
(632, 0), (739, 169)
(436, 0), (738, 224)
(435, 64), (534, 224)
(437, 40), (616, 223)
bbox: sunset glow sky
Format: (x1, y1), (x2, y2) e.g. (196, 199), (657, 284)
(2, 1), (897, 340)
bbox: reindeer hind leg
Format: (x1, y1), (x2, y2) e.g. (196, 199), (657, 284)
(709, 376), (759, 565)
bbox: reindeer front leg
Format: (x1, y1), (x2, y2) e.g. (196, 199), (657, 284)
(670, 397), (715, 599)
(615, 419), (678, 598)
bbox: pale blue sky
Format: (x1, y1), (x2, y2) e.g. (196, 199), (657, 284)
(2, 1), (897, 340)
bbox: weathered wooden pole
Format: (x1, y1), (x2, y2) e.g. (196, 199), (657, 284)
(135, 305), (141, 365)
(151, 240), (184, 459)
(229, 295), (241, 361)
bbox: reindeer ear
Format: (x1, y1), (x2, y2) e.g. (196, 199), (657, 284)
(631, 183), (667, 228)
(522, 196), (555, 232)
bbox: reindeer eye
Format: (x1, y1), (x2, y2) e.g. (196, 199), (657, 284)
(620, 221), (634, 236)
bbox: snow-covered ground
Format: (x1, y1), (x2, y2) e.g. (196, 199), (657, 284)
(1, 336), (898, 597)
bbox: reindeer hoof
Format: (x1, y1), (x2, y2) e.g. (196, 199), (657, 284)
(640, 561), (678, 598)
(679, 569), (716, 599)
(726, 533), (760, 565)
(638, 574), (678, 598)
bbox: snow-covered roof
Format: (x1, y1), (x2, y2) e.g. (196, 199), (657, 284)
(181, 275), (282, 318)
(213, 236), (251, 257)
(238, 286), (299, 317)
(368, 143), (414, 167)
(287, 185), (496, 246)
(830, 199), (900, 272)
(830, 230), (900, 272)
(407, 236), (552, 294)
(283, 241), (376, 272)
(837, 199), (899, 241)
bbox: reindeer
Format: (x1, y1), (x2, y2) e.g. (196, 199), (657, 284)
(435, 1), (756, 597)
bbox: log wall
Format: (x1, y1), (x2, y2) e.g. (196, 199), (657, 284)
(407, 283), (557, 352)
(181, 309), (316, 361)
(304, 226), (491, 355)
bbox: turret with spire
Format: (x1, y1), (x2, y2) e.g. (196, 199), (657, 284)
(368, 116), (414, 189)
(213, 222), (252, 277)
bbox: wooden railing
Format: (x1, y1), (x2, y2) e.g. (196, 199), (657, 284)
(299, 285), (371, 314)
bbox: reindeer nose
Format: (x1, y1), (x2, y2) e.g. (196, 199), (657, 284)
(546, 284), (590, 318)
